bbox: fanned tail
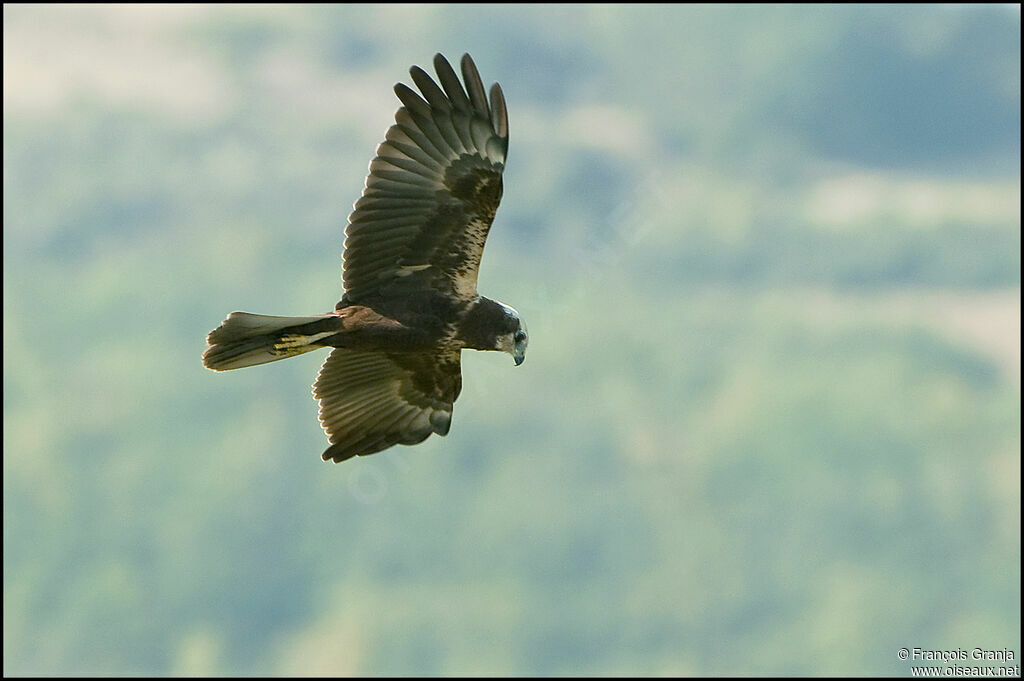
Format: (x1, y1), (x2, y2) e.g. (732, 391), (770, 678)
(202, 312), (335, 371)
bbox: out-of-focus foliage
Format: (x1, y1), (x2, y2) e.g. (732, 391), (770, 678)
(3, 4), (1019, 676)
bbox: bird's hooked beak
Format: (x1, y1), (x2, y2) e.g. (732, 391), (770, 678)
(512, 332), (527, 366)
(504, 309), (528, 366)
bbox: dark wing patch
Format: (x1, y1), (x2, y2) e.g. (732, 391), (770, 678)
(313, 347), (463, 462)
(342, 53), (509, 303)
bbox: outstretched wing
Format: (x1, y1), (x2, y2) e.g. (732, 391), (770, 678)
(341, 53), (509, 303)
(313, 347), (463, 462)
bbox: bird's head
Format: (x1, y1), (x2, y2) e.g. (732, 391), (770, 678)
(496, 302), (528, 366)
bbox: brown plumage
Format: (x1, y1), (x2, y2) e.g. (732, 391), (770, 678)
(203, 53), (528, 463)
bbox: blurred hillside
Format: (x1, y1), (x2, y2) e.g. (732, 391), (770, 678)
(3, 4), (1020, 676)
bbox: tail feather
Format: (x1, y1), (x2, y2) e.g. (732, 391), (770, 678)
(203, 312), (334, 371)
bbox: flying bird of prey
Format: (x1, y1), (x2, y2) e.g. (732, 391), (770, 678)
(203, 53), (527, 463)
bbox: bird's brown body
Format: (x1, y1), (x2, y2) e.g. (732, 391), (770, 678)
(203, 53), (527, 462)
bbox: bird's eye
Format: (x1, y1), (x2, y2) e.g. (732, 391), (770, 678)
(514, 330), (526, 343)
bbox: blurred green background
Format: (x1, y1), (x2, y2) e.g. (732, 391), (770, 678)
(3, 4), (1020, 676)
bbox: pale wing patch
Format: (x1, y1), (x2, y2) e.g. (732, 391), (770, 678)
(397, 263), (432, 277)
(450, 216), (491, 299)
